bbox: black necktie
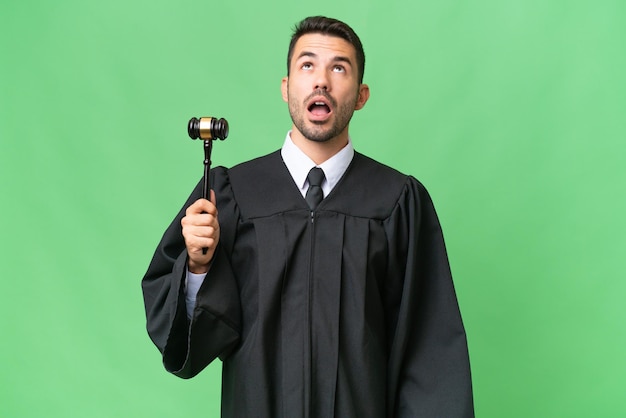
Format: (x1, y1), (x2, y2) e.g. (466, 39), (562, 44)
(305, 167), (325, 210)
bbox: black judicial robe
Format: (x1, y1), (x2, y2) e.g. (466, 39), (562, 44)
(142, 151), (474, 417)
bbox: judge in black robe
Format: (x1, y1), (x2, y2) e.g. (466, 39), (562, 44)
(142, 150), (474, 417)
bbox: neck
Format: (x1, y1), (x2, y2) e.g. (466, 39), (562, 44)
(289, 128), (349, 165)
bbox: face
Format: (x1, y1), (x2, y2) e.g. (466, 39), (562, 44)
(282, 33), (369, 144)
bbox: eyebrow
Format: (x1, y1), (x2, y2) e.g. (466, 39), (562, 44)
(297, 51), (353, 67)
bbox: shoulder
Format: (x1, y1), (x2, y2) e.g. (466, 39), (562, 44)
(213, 150), (303, 219)
(212, 150), (283, 191)
(228, 150), (283, 177)
(324, 152), (429, 220)
(353, 152), (428, 192)
(351, 152), (412, 188)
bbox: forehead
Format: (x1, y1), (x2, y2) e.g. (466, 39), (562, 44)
(292, 33), (357, 62)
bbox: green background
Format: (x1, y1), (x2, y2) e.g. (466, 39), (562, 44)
(2, 0), (625, 416)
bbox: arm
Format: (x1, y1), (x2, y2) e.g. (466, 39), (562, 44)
(385, 179), (474, 417)
(141, 171), (241, 378)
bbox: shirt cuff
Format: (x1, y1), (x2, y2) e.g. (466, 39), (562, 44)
(185, 269), (207, 319)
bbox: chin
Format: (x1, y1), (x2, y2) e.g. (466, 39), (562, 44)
(302, 127), (336, 143)
(306, 136), (334, 143)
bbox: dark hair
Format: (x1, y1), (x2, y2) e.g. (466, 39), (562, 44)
(287, 16), (366, 84)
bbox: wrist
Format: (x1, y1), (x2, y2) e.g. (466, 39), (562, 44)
(188, 259), (210, 274)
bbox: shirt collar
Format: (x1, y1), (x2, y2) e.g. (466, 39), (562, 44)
(280, 131), (355, 198)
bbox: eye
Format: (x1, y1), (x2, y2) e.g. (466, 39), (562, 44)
(302, 63), (313, 70)
(333, 65), (345, 73)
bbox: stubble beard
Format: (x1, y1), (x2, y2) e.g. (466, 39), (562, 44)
(288, 89), (358, 143)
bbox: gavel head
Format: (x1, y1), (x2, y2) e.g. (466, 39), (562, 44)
(188, 117), (229, 140)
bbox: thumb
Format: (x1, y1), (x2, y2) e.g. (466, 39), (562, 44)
(210, 189), (217, 205)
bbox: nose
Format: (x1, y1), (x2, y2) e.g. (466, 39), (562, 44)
(313, 69), (329, 91)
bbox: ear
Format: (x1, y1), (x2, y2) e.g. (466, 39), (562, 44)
(281, 77), (289, 103)
(355, 84), (370, 110)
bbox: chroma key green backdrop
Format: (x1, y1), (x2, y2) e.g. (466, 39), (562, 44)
(1, 1), (625, 417)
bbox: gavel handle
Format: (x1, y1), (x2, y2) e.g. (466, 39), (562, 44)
(202, 140), (213, 255)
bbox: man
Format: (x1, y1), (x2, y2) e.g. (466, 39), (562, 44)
(142, 16), (474, 417)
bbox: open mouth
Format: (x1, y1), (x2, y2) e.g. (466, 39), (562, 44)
(307, 97), (333, 121)
(309, 101), (331, 116)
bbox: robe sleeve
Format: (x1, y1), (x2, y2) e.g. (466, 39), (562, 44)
(141, 167), (242, 378)
(385, 178), (474, 417)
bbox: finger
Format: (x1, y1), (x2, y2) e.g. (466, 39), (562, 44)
(182, 212), (219, 229)
(187, 236), (217, 252)
(182, 221), (217, 241)
(186, 198), (216, 216)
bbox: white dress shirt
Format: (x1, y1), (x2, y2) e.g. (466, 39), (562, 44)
(280, 131), (354, 198)
(185, 132), (355, 318)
